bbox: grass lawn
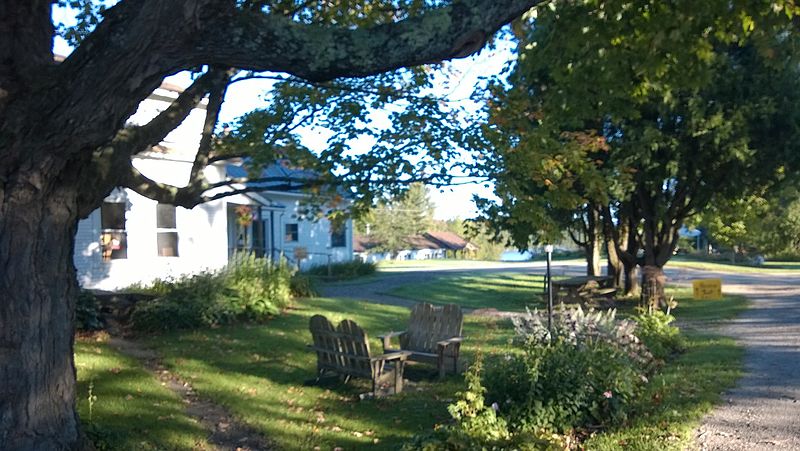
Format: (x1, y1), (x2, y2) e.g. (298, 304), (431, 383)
(74, 284), (747, 450)
(387, 272), (549, 311)
(667, 256), (800, 273)
(142, 297), (514, 450)
(74, 337), (209, 450)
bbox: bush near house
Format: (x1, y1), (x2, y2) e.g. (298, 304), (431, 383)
(131, 254), (293, 332)
(305, 260), (377, 280)
(76, 289), (105, 332)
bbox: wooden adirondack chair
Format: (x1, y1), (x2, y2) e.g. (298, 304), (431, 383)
(308, 315), (410, 396)
(379, 303), (464, 379)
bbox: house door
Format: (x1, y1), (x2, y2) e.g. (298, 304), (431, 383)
(252, 216), (268, 258)
(227, 204), (269, 258)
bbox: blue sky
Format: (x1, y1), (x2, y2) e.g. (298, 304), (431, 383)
(53, 6), (512, 220)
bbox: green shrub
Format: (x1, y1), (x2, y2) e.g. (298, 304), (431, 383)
(130, 254), (294, 332)
(404, 355), (545, 451)
(289, 273), (318, 298)
(224, 253), (293, 319)
(76, 290), (104, 331)
(305, 260), (376, 280)
(632, 311), (685, 360)
(131, 272), (238, 332)
(409, 306), (664, 449)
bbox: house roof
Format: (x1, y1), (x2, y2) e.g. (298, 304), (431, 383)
(424, 231), (477, 251)
(353, 235), (379, 253)
(404, 234), (443, 250)
(225, 159), (319, 192)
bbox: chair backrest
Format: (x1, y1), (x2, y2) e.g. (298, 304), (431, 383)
(309, 315), (373, 378)
(401, 303), (463, 353)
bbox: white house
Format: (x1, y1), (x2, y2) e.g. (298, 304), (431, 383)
(74, 83), (353, 290)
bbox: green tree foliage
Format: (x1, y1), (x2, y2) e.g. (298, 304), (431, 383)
(477, 0), (800, 294)
(359, 182), (436, 254)
(696, 184), (800, 258)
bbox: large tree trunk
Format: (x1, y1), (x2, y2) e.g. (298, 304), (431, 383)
(586, 238), (602, 277)
(640, 265), (667, 311)
(606, 240), (623, 288)
(0, 181), (82, 449)
(624, 261), (640, 296)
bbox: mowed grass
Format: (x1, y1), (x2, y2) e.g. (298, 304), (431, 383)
(613, 288), (750, 323)
(667, 256), (800, 273)
(74, 338), (209, 450)
(74, 278), (747, 450)
(142, 297), (514, 450)
(387, 272), (548, 311)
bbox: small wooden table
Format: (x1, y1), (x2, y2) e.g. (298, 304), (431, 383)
(551, 276), (615, 303)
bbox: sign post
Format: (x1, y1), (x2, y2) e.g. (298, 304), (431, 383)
(545, 244), (554, 337)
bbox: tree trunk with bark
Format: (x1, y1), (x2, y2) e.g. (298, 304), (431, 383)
(0, 182), (83, 449)
(606, 239), (623, 288)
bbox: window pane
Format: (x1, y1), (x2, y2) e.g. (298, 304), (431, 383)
(101, 202), (126, 230)
(157, 232), (179, 257)
(157, 203), (176, 229)
(285, 224), (298, 242)
(331, 227), (346, 248)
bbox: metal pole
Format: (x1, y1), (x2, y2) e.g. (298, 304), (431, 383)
(546, 245), (554, 336)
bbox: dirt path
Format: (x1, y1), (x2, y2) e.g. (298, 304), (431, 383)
(107, 337), (274, 451)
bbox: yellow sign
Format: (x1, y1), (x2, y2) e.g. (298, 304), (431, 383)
(692, 279), (722, 300)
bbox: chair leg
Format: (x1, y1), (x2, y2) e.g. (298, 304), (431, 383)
(394, 362), (405, 394)
(438, 351), (445, 379)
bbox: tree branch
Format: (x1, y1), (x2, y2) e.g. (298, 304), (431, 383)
(189, 68), (232, 188)
(77, 69), (232, 213)
(196, 0), (543, 82)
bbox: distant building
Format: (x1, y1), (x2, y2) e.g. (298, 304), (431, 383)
(354, 231), (477, 262)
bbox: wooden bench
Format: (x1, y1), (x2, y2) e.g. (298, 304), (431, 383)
(308, 315), (410, 396)
(552, 276), (616, 304)
(379, 303), (464, 379)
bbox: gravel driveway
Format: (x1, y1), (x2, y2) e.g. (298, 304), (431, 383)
(670, 269), (800, 450)
(323, 262), (800, 449)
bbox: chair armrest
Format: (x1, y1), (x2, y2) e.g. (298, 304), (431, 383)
(436, 337), (464, 348)
(378, 331), (407, 349)
(372, 351), (412, 362)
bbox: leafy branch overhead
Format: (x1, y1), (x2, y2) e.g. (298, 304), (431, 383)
(476, 0), (800, 279)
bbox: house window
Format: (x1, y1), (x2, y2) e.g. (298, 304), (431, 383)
(331, 225), (347, 248)
(156, 203), (179, 257)
(100, 202), (127, 260)
(285, 223), (298, 242)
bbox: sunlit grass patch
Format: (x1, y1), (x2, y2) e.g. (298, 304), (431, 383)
(387, 272), (548, 311)
(668, 256), (800, 273)
(144, 297), (514, 450)
(74, 337), (209, 450)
